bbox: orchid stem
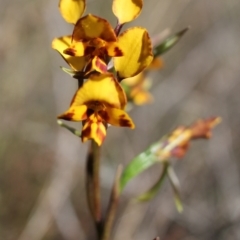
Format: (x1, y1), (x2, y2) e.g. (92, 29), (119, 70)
(77, 76), (84, 89)
(114, 22), (124, 36)
(100, 165), (122, 240)
(86, 140), (102, 237)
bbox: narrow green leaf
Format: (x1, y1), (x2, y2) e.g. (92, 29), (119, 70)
(173, 193), (183, 213)
(57, 120), (81, 137)
(60, 67), (86, 80)
(120, 141), (162, 192)
(167, 166), (183, 213)
(60, 66), (76, 77)
(136, 161), (169, 201)
(154, 27), (190, 57)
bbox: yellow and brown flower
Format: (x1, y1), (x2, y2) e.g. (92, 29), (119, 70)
(63, 14), (124, 73)
(52, 0), (153, 78)
(58, 73), (135, 145)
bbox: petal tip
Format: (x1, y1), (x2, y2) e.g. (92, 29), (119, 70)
(57, 112), (74, 121)
(59, 0), (86, 24)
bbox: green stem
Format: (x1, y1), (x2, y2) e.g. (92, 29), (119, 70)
(86, 140), (102, 236)
(136, 161), (169, 202)
(100, 166), (122, 240)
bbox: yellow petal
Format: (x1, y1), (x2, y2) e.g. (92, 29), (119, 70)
(99, 108), (135, 128)
(123, 73), (144, 86)
(112, 0), (143, 24)
(81, 116), (106, 146)
(71, 73), (126, 109)
(73, 14), (116, 42)
(52, 36), (87, 71)
(58, 105), (88, 121)
(59, 0), (86, 24)
(114, 27), (153, 79)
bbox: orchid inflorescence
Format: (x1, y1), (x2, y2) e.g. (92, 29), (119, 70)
(52, 0), (154, 146)
(51, 1), (221, 239)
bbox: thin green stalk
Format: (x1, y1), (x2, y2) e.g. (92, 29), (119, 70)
(101, 165), (122, 240)
(86, 140), (102, 236)
(136, 161), (169, 202)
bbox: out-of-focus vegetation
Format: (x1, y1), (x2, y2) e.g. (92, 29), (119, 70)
(1, 0), (240, 239)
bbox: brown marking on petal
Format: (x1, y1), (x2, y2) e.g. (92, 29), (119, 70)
(63, 48), (77, 56)
(119, 118), (132, 127)
(97, 47), (108, 57)
(114, 47), (123, 56)
(87, 101), (105, 112)
(86, 108), (95, 117)
(119, 114), (132, 127)
(98, 110), (110, 122)
(85, 46), (95, 55)
(58, 112), (74, 120)
(81, 124), (91, 140)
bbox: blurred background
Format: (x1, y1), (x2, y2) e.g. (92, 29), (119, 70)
(1, 0), (240, 239)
